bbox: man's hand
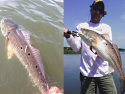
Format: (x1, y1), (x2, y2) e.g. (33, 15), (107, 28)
(64, 28), (71, 38)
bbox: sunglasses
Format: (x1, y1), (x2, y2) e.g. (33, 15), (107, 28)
(93, 6), (104, 15)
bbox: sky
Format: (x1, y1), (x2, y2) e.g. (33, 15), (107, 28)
(64, 0), (125, 48)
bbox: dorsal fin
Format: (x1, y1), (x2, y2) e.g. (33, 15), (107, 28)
(21, 30), (31, 45)
(102, 34), (111, 43)
(112, 44), (122, 67)
(30, 46), (46, 78)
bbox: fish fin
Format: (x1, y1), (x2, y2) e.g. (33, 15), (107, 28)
(90, 46), (97, 54)
(102, 34), (111, 43)
(120, 77), (125, 94)
(30, 40), (33, 45)
(91, 47), (97, 54)
(112, 44), (122, 67)
(92, 40), (98, 46)
(5, 37), (9, 48)
(21, 30), (31, 45)
(7, 45), (13, 59)
(29, 73), (36, 87)
(30, 46), (46, 78)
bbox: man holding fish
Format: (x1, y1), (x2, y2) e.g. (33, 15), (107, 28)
(64, 0), (120, 94)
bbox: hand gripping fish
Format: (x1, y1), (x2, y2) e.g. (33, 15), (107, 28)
(1, 18), (49, 94)
(76, 28), (125, 94)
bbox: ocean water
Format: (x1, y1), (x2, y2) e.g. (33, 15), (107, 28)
(64, 52), (125, 94)
(0, 0), (63, 94)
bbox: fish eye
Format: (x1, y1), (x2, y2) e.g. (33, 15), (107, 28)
(21, 47), (22, 49)
(36, 66), (37, 68)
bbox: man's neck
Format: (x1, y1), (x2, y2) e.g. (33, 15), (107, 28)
(90, 20), (100, 24)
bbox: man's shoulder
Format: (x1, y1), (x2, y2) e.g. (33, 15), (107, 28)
(100, 23), (111, 28)
(76, 22), (89, 28)
(77, 22), (88, 26)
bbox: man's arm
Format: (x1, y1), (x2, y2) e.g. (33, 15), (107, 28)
(64, 28), (82, 52)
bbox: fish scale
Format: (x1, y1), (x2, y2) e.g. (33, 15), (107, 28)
(9, 29), (46, 82)
(98, 34), (123, 77)
(1, 18), (49, 94)
(79, 28), (125, 94)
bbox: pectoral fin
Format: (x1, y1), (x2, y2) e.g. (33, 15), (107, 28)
(7, 45), (13, 59)
(5, 37), (9, 48)
(90, 46), (97, 54)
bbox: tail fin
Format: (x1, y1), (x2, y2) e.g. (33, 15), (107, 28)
(120, 77), (125, 94)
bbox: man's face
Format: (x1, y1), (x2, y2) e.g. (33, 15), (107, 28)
(90, 5), (103, 23)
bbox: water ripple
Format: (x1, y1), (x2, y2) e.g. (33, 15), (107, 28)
(0, 0), (63, 93)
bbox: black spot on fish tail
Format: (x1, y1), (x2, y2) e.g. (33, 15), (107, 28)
(106, 44), (107, 45)
(21, 47), (22, 49)
(36, 66), (37, 68)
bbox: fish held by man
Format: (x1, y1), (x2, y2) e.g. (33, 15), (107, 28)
(76, 28), (125, 94)
(1, 18), (49, 94)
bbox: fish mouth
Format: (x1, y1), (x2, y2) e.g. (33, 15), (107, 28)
(1, 18), (18, 36)
(1, 18), (6, 36)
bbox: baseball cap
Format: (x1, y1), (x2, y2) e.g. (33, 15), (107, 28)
(90, 0), (107, 16)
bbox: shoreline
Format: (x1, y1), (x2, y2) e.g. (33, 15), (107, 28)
(64, 47), (125, 54)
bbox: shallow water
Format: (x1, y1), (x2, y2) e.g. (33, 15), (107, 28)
(64, 52), (125, 94)
(0, 0), (63, 94)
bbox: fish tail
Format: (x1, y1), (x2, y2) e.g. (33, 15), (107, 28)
(120, 77), (125, 94)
